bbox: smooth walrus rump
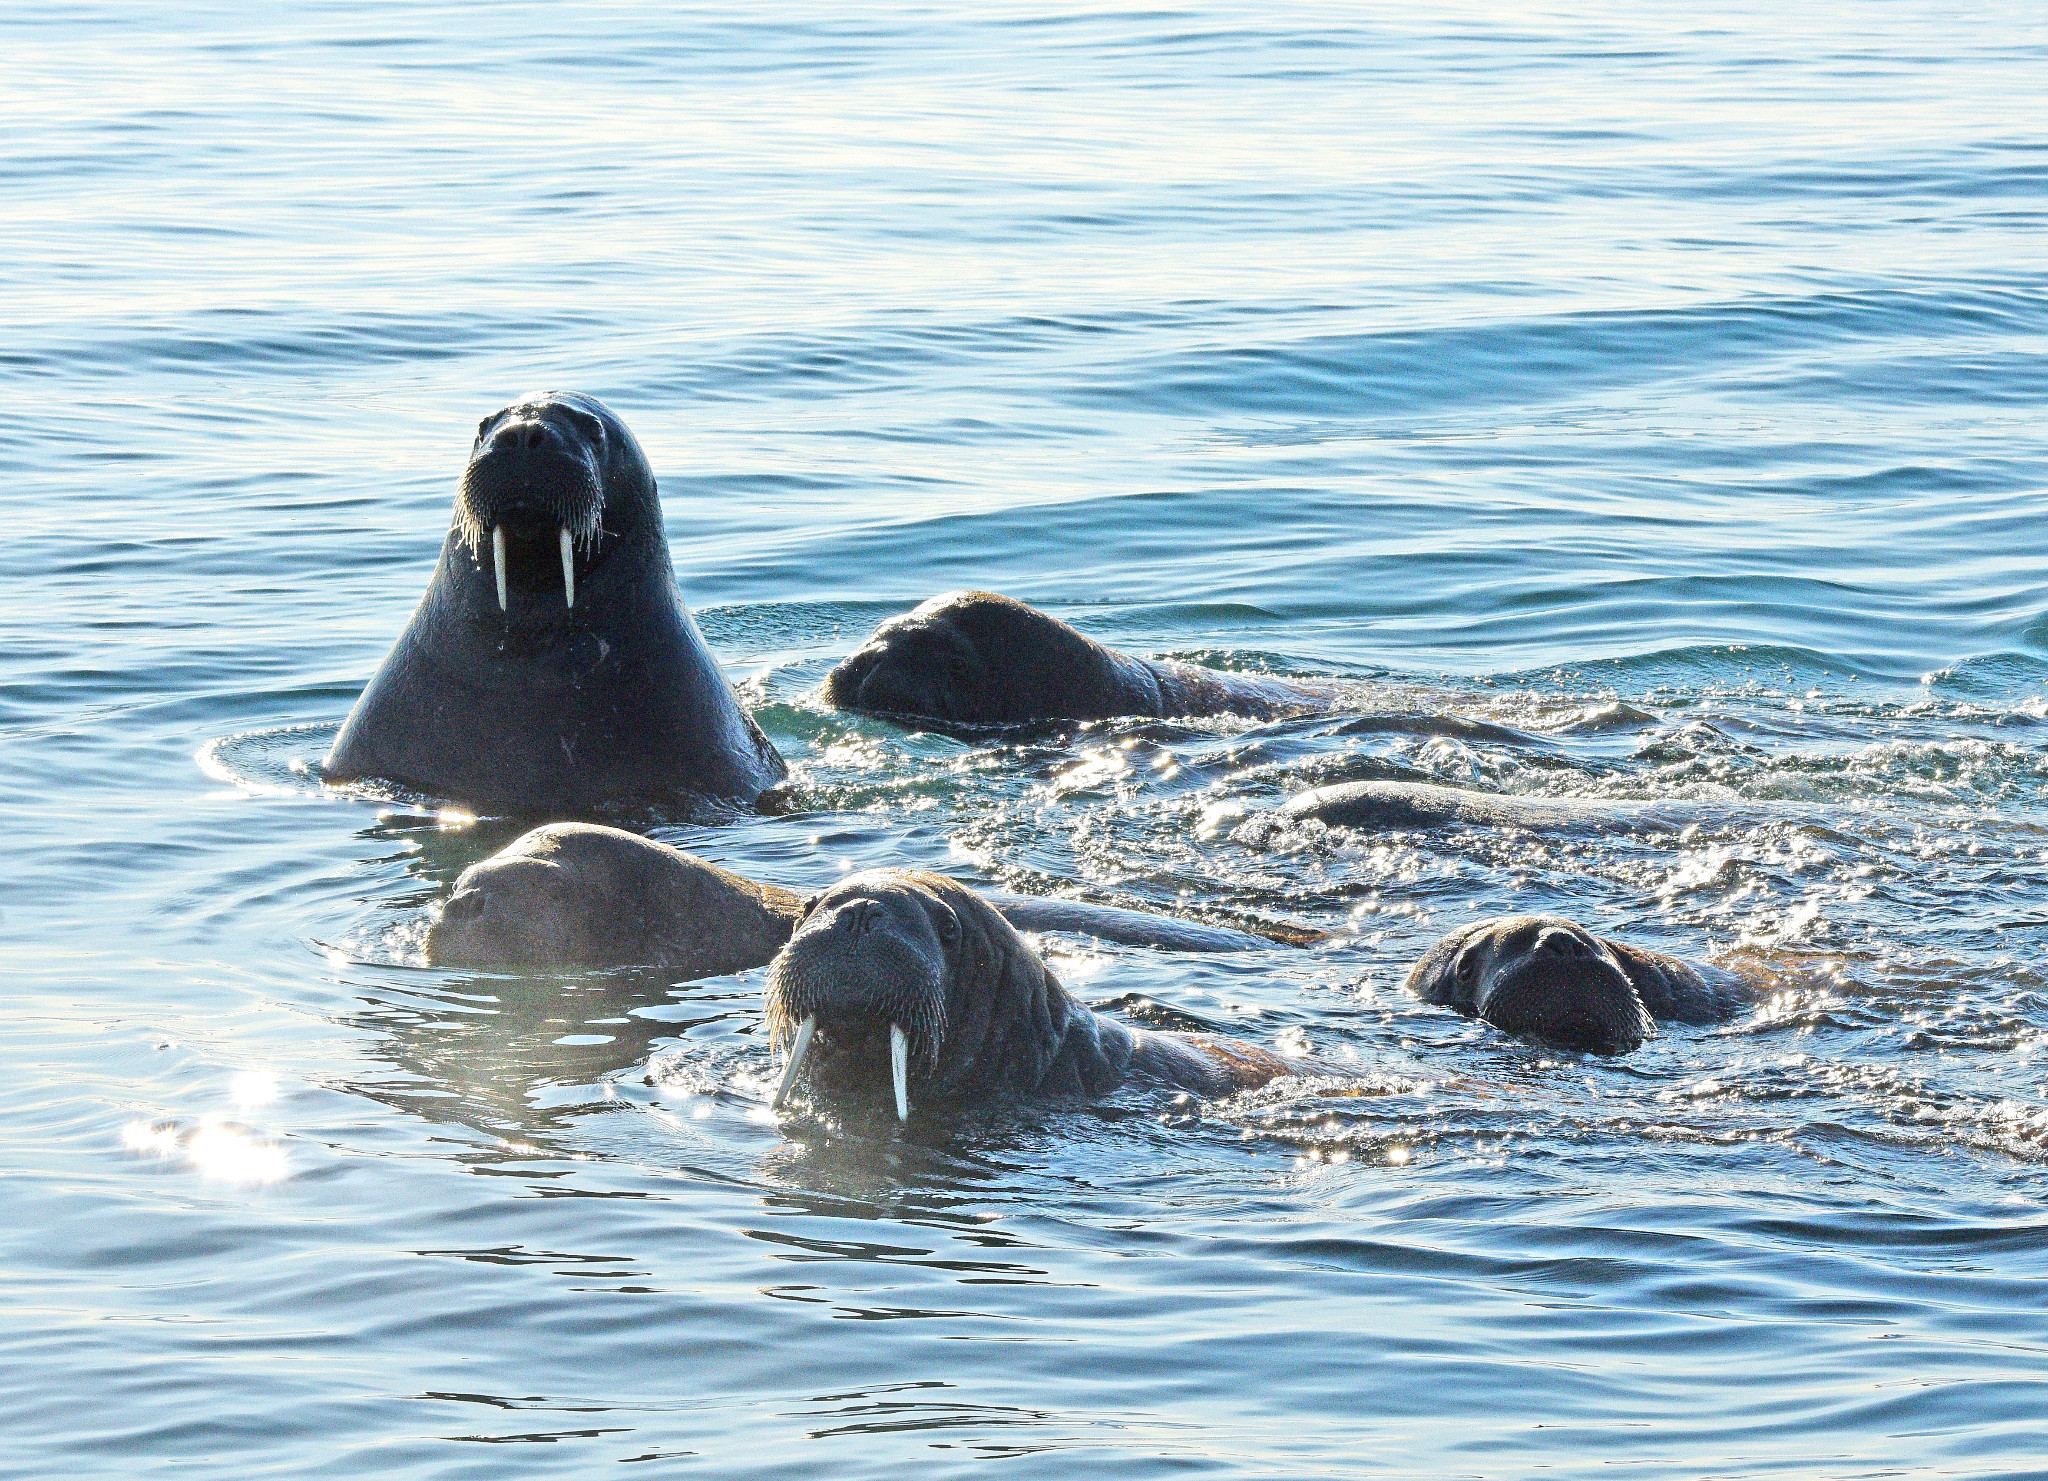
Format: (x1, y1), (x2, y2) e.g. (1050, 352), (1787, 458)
(325, 392), (785, 815)
(427, 823), (1280, 973)
(821, 591), (1330, 728)
(1407, 914), (1750, 1055)
(764, 871), (1304, 1121)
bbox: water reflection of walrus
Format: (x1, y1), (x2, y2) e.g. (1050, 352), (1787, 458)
(765, 871), (1305, 1121)
(325, 392), (784, 815)
(1407, 915), (1750, 1055)
(427, 823), (1280, 974)
(822, 591), (1330, 727)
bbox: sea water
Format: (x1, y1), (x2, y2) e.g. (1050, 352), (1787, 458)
(4, 3), (2047, 1475)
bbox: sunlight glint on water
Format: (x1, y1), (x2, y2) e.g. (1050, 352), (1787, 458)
(4, 1), (2048, 1476)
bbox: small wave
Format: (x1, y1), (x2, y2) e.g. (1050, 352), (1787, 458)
(196, 722), (346, 799)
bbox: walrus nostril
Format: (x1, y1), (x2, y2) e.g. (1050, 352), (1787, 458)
(521, 426), (546, 451)
(1538, 929), (1589, 959)
(441, 890), (484, 921)
(833, 899), (883, 938)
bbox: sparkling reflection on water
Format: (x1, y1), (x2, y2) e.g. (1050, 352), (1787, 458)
(7, 1), (2048, 1476)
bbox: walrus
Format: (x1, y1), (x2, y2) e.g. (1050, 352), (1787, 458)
(427, 823), (1279, 973)
(764, 871), (1304, 1120)
(1406, 914), (1750, 1055)
(325, 391), (785, 814)
(821, 591), (1329, 728)
(1265, 779), (1690, 836)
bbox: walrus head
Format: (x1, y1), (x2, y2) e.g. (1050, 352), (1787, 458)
(1405, 914), (1657, 1055)
(428, 823), (801, 976)
(453, 390), (658, 622)
(819, 591), (1132, 726)
(765, 870), (1075, 1120)
(429, 823), (663, 967)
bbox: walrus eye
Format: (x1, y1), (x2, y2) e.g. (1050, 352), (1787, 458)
(1455, 946), (1478, 985)
(801, 893), (822, 916)
(559, 406), (608, 446)
(475, 416), (494, 442)
(933, 904), (960, 944)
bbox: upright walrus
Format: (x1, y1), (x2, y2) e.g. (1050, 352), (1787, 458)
(822, 591), (1329, 728)
(325, 392), (784, 814)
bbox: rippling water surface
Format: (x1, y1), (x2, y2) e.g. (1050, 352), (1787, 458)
(7, 3), (2048, 1475)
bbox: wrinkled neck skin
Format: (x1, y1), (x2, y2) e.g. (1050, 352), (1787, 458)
(1601, 939), (1750, 1025)
(1142, 656), (1329, 722)
(863, 925), (1284, 1105)
(770, 873), (1295, 1118)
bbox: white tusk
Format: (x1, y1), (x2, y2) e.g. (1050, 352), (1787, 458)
(491, 525), (508, 612)
(559, 527), (575, 609)
(890, 1024), (911, 1123)
(771, 1015), (816, 1110)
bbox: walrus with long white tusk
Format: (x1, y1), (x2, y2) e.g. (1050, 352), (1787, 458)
(763, 870), (1304, 1122)
(324, 391), (785, 815)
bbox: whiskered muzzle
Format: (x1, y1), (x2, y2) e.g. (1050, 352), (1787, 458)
(764, 949), (944, 1123)
(454, 457), (604, 615)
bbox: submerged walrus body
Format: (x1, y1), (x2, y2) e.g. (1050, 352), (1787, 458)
(1407, 914), (1749, 1055)
(822, 591), (1328, 728)
(325, 392), (784, 815)
(1269, 780), (1691, 836)
(428, 823), (1278, 974)
(764, 871), (1304, 1120)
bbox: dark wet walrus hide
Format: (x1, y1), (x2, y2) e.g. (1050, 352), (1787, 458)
(428, 823), (1278, 973)
(822, 591), (1328, 728)
(765, 871), (1301, 1118)
(1407, 914), (1749, 1055)
(325, 391), (785, 815)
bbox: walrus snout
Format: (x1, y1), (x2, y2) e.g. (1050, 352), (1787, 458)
(1405, 913), (1659, 1055)
(1469, 921), (1653, 1055)
(765, 878), (956, 1120)
(485, 417), (563, 457)
(456, 394), (618, 616)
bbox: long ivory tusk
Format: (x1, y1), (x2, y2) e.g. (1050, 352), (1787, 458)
(771, 1015), (816, 1110)
(559, 527), (575, 609)
(491, 525), (508, 612)
(890, 1024), (911, 1123)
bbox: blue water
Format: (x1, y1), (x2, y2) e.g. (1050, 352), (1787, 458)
(6, 2), (2048, 1475)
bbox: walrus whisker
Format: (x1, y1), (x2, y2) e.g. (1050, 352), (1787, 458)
(559, 527), (576, 609)
(890, 1024), (911, 1122)
(772, 1014), (816, 1110)
(491, 525), (508, 612)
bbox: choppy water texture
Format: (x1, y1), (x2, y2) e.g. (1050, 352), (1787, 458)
(6, 2), (2048, 1475)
